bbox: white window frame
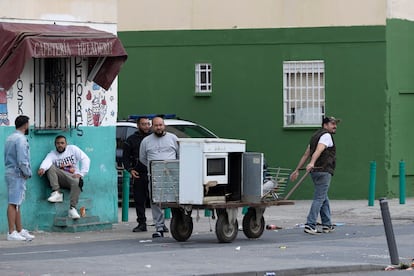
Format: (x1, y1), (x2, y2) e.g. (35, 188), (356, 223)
(195, 63), (212, 94)
(283, 60), (325, 127)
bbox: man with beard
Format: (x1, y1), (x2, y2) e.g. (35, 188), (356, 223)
(4, 115), (35, 241)
(122, 116), (152, 232)
(140, 116), (179, 238)
(290, 116), (340, 235)
(38, 135), (90, 219)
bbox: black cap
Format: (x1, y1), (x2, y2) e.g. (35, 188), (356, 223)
(15, 115), (29, 129)
(322, 116), (341, 125)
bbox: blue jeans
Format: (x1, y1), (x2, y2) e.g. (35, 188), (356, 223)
(6, 170), (26, 206)
(306, 172), (332, 227)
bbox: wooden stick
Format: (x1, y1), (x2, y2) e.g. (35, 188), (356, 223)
(284, 171), (309, 200)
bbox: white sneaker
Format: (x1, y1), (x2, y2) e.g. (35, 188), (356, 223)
(48, 191), (63, 203)
(7, 230), (26, 241)
(68, 207), (80, 219)
(19, 229), (35, 240)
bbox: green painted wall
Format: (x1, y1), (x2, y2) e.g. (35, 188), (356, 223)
(118, 26), (390, 200)
(386, 19), (414, 197)
(0, 126), (118, 233)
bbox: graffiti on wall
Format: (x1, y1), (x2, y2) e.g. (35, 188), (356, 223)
(86, 84), (108, 127)
(0, 88), (11, 125)
(74, 57), (116, 129)
(1, 59), (117, 129)
(0, 78), (25, 126)
(16, 79), (24, 115)
(75, 57), (84, 136)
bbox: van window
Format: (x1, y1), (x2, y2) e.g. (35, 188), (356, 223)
(166, 125), (216, 138)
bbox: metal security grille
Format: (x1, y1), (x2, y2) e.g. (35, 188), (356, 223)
(33, 58), (74, 130)
(195, 63), (212, 93)
(283, 61), (325, 127)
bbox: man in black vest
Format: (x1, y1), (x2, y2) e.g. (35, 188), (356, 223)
(290, 116), (340, 235)
(123, 117), (152, 232)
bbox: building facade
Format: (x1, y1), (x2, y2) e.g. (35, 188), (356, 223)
(0, 0), (126, 233)
(117, 0), (414, 200)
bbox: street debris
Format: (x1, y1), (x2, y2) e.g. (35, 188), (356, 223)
(139, 239), (152, 243)
(266, 224), (282, 230)
(384, 259), (414, 271)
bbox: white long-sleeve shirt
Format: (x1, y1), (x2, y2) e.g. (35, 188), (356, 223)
(39, 145), (90, 177)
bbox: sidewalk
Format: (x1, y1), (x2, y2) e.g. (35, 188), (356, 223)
(2, 198), (414, 276)
(2, 198), (413, 246)
(265, 197), (414, 228)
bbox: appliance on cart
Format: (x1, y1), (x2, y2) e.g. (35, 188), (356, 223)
(150, 138), (294, 243)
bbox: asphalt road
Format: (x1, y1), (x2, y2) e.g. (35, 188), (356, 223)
(1, 223), (413, 275)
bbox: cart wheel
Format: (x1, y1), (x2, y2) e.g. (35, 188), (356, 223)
(242, 208), (265, 239)
(215, 213), (238, 243)
(170, 209), (193, 242)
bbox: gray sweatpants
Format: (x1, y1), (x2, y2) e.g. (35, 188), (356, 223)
(151, 203), (165, 231)
(148, 180), (165, 231)
(46, 164), (81, 208)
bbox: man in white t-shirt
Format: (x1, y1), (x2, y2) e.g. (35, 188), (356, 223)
(290, 116), (340, 235)
(38, 135), (90, 219)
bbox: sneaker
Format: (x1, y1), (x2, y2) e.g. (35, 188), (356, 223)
(304, 224), (321, 235)
(68, 207), (80, 219)
(322, 225), (335, 233)
(132, 224), (147, 232)
(48, 191), (63, 203)
(152, 231), (164, 238)
(157, 225), (169, 233)
(7, 230), (26, 241)
(19, 229), (35, 240)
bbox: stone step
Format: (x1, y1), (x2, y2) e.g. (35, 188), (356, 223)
(54, 215), (101, 226)
(53, 198), (93, 217)
(53, 215), (112, 232)
(52, 221), (112, 233)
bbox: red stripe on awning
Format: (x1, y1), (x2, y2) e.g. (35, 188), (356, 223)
(0, 22), (127, 90)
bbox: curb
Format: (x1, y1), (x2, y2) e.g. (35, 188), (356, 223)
(199, 264), (385, 276)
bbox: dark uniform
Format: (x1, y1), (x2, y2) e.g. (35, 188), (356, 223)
(122, 130), (151, 232)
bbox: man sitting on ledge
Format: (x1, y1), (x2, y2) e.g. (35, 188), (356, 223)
(38, 135), (90, 219)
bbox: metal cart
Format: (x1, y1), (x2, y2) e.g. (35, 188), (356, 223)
(150, 138), (297, 243)
(161, 197), (293, 243)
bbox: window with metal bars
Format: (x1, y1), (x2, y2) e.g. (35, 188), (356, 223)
(195, 63), (212, 94)
(33, 58), (75, 130)
(283, 60), (325, 127)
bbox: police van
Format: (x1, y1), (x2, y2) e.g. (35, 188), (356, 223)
(116, 114), (218, 203)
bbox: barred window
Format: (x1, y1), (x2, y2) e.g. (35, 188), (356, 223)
(195, 63), (212, 93)
(283, 60), (325, 127)
(33, 58), (75, 130)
